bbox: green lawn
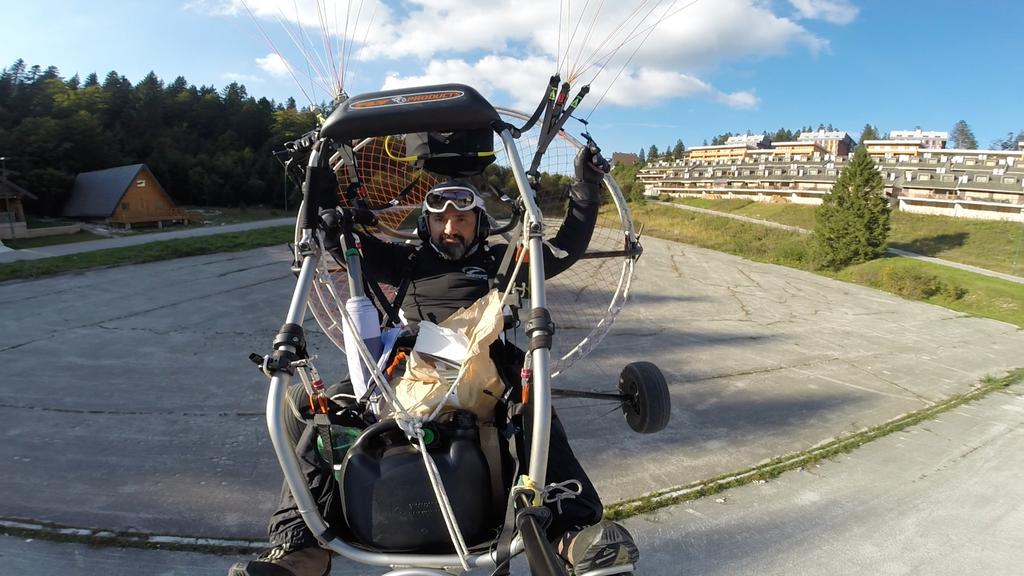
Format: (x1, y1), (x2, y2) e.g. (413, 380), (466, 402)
(0, 226), (293, 282)
(186, 205), (292, 225)
(6, 206), (294, 249)
(888, 212), (1024, 276)
(663, 197), (1024, 276)
(631, 202), (1024, 328)
(5, 230), (106, 249)
(838, 257), (1024, 327)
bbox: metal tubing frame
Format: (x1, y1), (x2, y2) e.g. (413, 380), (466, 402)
(266, 130), (557, 571)
(267, 253), (506, 570)
(498, 128), (553, 487)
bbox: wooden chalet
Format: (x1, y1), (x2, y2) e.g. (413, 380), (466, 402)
(0, 173), (38, 239)
(64, 164), (196, 229)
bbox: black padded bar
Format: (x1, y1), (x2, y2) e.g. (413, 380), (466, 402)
(320, 83), (501, 141)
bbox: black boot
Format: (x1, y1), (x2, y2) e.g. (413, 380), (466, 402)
(228, 544), (331, 576)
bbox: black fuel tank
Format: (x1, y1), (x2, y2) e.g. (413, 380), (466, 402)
(340, 411), (498, 552)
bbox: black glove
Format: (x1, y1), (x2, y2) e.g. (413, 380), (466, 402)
(574, 142), (610, 184)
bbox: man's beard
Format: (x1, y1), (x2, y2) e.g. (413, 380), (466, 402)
(433, 233), (470, 260)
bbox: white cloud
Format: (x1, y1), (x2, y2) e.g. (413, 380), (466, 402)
(202, 0), (840, 110)
(382, 59), (759, 112)
(382, 55), (556, 110)
(716, 90), (759, 110)
(595, 68), (759, 110)
(352, 0), (831, 66)
(256, 52), (291, 77)
(789, 0), (859, 25)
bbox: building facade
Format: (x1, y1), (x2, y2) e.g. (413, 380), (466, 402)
(639, 133), (1024, 222)
(889, 129), (949, 149)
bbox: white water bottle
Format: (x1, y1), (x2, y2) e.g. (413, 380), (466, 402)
(342, 296), (383, 398)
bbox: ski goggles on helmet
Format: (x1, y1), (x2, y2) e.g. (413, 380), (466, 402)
(423, 185), (484, 213)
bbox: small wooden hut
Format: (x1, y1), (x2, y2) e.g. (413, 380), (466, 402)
(64, 164), (195, 229)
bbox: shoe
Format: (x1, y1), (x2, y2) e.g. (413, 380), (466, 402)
(567, 520), (639, 575)
(228, 544), (331, 576)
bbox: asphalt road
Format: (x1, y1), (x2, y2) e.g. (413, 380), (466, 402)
(4, 387), (1022, 575)
(1, 233), (1023, 574)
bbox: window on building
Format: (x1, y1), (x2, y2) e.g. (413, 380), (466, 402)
(976, 175), (989, 183)
(1003, 177), (1016, 184)
(136, 179), (146, 187)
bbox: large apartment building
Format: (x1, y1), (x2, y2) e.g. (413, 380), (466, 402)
(639, 130), (1024, 222)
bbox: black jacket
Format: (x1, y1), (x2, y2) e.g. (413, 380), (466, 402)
(357, 180), (600, 324)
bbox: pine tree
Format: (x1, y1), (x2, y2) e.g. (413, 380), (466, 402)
(771, 128), (792, 142)
(671, 138), (685, 159)
(647, 144), (658, 160)
(950, 120), (978, 149)
(991, 130), (1024, 151)
(859, 123), (879, 143)
(813, 146), (890, 270)
(638, 147), (646, 164)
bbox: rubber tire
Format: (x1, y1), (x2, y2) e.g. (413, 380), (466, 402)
(618, 361), (671, 434)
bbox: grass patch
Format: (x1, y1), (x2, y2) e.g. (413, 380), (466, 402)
(25, 215), (77, 227)
(606, 368), (1024, 520)
(0, 517), (262, 555)
(4, 230), (106, 249)
(888, 211), (1024, 276)
(187, 205), (292, 225)
(838, 257), (1024, 326)
(732, 202), (818, 229)
(671, 196), (819, 229)
(659, 197), (1024, 275)
(669, 197), (755, 212)
(632, 203), (818, 270)
(632, 203), (1024, 327)
(0, 226), (293, 282)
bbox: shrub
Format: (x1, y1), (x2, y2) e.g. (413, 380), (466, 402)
(879, 266), (942, 299)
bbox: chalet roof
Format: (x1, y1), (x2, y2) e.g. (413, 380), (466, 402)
(64, 164), (147, 218)
(611, 152), (640, 166)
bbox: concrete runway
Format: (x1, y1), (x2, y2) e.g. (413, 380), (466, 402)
(1, 234), (1023, 572)
(6, 388), (1023, 575)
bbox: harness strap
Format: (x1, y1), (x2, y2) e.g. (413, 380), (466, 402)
(390, 248), (420, 318)
(492, 418), (523, 576)
(492, 224), (524, 292)
(516, 74), (560, 135)
(313, 412), (334, 468)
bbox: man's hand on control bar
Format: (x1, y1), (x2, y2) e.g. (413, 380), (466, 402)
(575, 141), (610, 184)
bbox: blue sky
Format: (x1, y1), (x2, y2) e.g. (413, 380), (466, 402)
(4, 1), (1022, 155)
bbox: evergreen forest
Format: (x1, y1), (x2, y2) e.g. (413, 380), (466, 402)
(0, 59), (319, 217)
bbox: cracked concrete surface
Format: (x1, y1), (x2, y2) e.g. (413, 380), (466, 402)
(626, 389), (1024, 576)
(1, 236), (1022, 544)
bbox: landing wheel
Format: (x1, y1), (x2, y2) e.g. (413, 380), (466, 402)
(618, 361), (671, 434)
